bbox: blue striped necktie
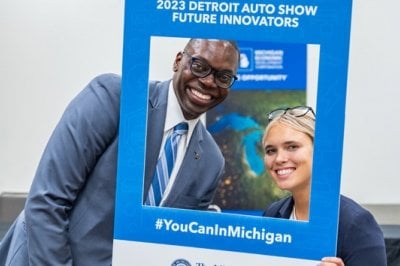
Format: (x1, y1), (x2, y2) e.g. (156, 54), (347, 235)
(146, 122), (188, 206)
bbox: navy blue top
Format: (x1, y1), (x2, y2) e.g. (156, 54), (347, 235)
(263, 195), (387, 266)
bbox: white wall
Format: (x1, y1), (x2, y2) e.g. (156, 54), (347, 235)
(341, 0), (400, 204)
(0, 0), (399, 205)
(0, 0), (124, 193)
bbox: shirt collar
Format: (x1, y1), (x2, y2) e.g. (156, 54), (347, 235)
(165, 81), (200, 143)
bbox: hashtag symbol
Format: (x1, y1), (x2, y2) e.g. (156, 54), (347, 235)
(155, 219), (163, 230)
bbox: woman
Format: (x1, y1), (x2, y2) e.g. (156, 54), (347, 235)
(262, 106), (387, 266)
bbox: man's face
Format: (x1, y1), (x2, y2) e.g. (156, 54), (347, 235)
(172, 40), (239, 120)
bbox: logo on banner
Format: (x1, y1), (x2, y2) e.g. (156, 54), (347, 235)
(171, 258), (191, 266)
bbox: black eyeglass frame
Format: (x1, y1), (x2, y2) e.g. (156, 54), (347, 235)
(182, 51), (238, 89)
(267, 106), (316, 122)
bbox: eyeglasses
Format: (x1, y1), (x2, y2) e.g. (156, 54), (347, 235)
(183, 52), (237, 89)
(267, 106), (315, 122)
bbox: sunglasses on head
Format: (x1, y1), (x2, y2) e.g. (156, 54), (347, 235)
(267, 106), (315, 122)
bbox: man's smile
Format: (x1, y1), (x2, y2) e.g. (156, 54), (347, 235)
(187, 86), (213, 104)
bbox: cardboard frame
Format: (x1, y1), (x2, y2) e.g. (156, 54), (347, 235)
(114, 0), (353, 264)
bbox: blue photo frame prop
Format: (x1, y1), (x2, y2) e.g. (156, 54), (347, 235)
(114, 0), (352, 264)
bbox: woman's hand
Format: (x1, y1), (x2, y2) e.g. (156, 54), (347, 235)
(317, 257), (345, 266)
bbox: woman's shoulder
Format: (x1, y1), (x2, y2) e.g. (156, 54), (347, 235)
(262, 196), (293, 218)
(338, 194), (383, 237)
(337, 196), (386, 264)
(339, 195), (372, 220)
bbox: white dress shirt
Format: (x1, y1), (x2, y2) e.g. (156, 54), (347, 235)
(160, 82), (200, 206)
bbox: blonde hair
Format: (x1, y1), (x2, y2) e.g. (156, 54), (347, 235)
(262, 111), (315, 145)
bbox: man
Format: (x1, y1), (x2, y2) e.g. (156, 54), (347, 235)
(0, 39), (239, 265)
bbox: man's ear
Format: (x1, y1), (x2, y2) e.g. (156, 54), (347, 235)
(173, 62), (178, 72)
(173, 52), (184, 72)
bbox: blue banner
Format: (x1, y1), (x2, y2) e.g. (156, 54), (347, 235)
(235, 41), (306, 90)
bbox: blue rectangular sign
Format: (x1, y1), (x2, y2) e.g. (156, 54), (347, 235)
(113, 0), (353, 264)
(235, 41), (306, 90)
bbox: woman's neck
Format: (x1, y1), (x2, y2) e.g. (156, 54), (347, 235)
(292, 189), (310, 221)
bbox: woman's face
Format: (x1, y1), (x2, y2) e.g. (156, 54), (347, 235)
(263, 123), (313, 195)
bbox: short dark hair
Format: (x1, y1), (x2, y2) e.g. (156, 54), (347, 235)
(185, 38), (240, 62)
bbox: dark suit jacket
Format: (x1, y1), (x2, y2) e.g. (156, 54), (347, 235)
(144, 80), (224, 208)
(263, 195), (387, 266)
(0, 74), (224, 265)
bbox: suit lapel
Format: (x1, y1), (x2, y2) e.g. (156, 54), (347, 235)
(279, 197), (295, 219)
(143, 80), (170, 201)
